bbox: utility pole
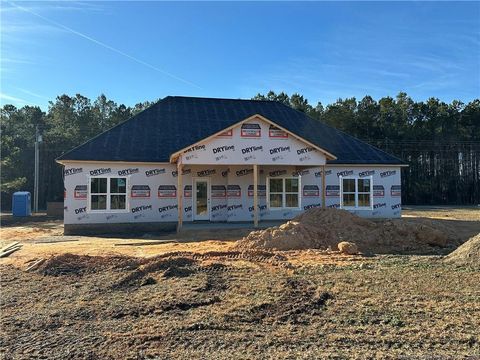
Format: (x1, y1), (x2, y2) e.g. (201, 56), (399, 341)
(34, 125), (42, 213)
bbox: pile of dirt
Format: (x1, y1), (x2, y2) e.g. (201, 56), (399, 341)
(443, 233), (480, 266)
(38, 253), (136, 276)
(236, 208), (459, 254)
(112, 256), (197, 288)
(34, 250), (294, 285)
(38, 254), (102, 276)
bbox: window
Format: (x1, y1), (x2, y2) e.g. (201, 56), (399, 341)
(90, 178), (107, 210)
(340, 176), (373, 209)
(268, 177), (301, 209)
(89, 177), (127, 211)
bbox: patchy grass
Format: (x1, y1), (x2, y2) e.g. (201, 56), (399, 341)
(1, 207), (478, 358)
(1, 254), (479, 359)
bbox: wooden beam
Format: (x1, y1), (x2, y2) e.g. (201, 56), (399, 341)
(253, 164), (259, 228)
(25, 258), (46, 272)
(0, 242), (19, 253)
(0, 245), (22, 258)
(177, 159), (183, 233)
(321, 165), (326, 209)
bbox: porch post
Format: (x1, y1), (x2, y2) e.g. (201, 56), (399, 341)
(177, 158), (183, 233)
(321, 164), (326, 209)
(253, 164), (259, 228)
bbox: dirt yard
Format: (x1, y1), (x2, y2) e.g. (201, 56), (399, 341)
(1, 207), (479, 359)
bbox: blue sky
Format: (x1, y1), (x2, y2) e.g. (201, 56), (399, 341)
(1, 1), (479, 110)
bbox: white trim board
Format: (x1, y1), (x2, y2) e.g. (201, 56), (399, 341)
(58, 160), (172, 166)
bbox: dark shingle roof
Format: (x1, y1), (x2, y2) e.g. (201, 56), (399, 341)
(57, 96), (404, 165)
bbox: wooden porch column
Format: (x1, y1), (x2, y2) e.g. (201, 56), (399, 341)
(253, 164), (259, 228)
(177, 159), (183, 233)
(321, 164), (326, 209)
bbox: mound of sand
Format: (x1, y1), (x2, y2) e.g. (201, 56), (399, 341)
(443, 233), (480, 266)
(236, 208), (458, 254)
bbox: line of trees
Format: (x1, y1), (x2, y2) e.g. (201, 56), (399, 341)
(1, 94), (155, 210)
(1, 91), (479, 210)
(254, 91), (480, 205)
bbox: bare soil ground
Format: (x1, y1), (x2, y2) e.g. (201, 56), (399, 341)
(1, 207), (479, 359)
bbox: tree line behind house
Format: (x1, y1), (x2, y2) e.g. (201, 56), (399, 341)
(253, 91), (480, 205)
(1, 92), (479, 210)
(1, 94), (155, 210)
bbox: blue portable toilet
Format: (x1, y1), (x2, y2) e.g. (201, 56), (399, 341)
(12, 191), (32, 217)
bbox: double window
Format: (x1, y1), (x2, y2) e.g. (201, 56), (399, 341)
(89, 177), (128, 211)
(268, 177), (301, 209)
(340, 176), (373, 209)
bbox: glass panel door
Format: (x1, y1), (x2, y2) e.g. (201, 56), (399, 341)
(194, 179), (210, 220)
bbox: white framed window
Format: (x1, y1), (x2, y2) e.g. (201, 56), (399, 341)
(339, 176), (373, 210)
(267, 177), (301, 209)
(88, 177), (129, 212)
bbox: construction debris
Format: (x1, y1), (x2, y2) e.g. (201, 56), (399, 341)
(114, 240), (178, 246)
(0, 243), (22, 258)
(25, 258), (46, 272)
(0, 242), (19, 253)
(33, 237), (79, 244)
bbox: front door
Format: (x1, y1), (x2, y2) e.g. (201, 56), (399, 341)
(193, 178), (210, 221)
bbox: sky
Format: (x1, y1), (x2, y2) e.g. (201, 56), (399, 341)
(1, 1), (479, 110)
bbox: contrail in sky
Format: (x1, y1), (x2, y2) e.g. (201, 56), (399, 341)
(8, 2), (202, 89)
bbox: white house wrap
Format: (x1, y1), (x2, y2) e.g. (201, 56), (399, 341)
(57, 96), (406, 234)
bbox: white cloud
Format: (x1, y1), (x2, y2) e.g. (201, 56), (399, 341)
(15, 87), (51, 100)
(1, 58), (35, 65)
(0, 92), (41, 107)
(0, 1), (105, 14)
(0, 92), (28, 103)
